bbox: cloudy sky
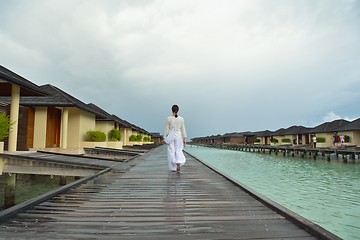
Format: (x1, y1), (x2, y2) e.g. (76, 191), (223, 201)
(1, 0), (359, 139)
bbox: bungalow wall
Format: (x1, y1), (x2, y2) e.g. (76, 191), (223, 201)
(228, 137), (246, 144)
(119, 127), (128, 146)
(214, 138), (224, 144)
(270, 136), (283, 145)
(283, 134), (296, 145)
(257, 136), (269, 145)
(67, 108), (96, 148)
(131, 130), (143, 145)
(96, 121), (123, 149)
(96, 121), (115, 141)
(153, 137), (162, 144)
(338, 130), (360, 147)
(246, 136), (255, 144)
(312, 132), (333, 148)
(124, 128), (133, 146)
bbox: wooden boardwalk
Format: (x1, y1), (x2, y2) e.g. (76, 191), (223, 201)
(201, 143), (360, 162)
(0, 145), (339, 239)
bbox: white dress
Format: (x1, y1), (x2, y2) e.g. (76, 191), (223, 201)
(164, 115), (187, 171)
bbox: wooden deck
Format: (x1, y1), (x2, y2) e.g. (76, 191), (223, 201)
(0, 145), (340, 239)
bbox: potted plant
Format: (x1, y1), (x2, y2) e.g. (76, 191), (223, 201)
(0, 113), (13, 153)
(82, 130), (107, 148)
(108, 128), (121, 141)
(86, 130), (107, 142)
(107, 128), (123, 149)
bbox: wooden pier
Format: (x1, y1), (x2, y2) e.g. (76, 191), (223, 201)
(0, 145), (340, 239)
(197, 143), (360, 162)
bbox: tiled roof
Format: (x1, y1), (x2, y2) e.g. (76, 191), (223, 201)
(223, 132), (243, 137)
(6, 84), (108, 119)
(111, 114), (132, 128)
(0, 65), (46, 96)
(337, 118), (360, 131)
(150, 132), (161, 137)
(87, 103), (113, 121)
(269, 128), (286, 136)
(253, 130), (272, 137)
(311, 119), (350, 133)
(283, 125), (311, 135)
(87, 104), (150, 133)
(222, 131), (255, 138)
(111, 115), (149, 134)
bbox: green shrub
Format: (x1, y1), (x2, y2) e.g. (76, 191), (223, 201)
(108, 129), (121, 141)
(0, 113), (14, 141)
(136, 135), (142, 142)
(129, 135), (137, 141)
(316, 137), (326, 143)
(344, 135), (350, 142)
(143, 136), (152, 142)
(270, 138), (278, 143)
(86, 130), (106, 142)
(254, 138), (261, 143)
(281, 138), (291, 143)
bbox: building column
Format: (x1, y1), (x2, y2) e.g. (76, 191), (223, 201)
(61, 107), (69, 148)
(8, 84), (20, 152)
(122, 128), (127, 146)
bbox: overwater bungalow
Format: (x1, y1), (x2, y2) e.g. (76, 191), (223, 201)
(0, 65), (47, 152)
(222, 131), (254, 144)
(1, 65), (152, 153)
(110, 114), (133, 146)
(282, 125), (311, 146)
(337, 118), (360, 147)
(88, 103), (153, 148)
(1, 84), (110, 152)
(118, 118), (151, 146)
(310, 119), (350, 148)
(254, 130), (272, 145)
(150, 132), (162, 145)
(191, 134), (223, 144)
(268, 128), (287, 145)
(87, 103), (126, 149)
(191, 118), (360, 150)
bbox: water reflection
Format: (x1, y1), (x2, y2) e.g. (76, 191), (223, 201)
(0, 173), (77, 210)
(0, 156), (100, 211)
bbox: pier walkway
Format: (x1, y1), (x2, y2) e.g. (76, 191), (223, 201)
(199, 143), (360, 162)
(0, 145), (339, 239)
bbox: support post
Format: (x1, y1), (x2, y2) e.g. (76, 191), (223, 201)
(4, 173), (16, 208)
(60, 176), (67, 186)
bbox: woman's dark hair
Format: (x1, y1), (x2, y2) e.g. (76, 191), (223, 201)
(172, 105), (179, 118)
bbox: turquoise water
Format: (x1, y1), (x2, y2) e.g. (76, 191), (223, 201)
(185, 145), (360, 240)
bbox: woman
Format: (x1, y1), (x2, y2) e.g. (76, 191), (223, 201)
(164, 104), (187, 172)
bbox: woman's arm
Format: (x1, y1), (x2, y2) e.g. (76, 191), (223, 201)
(181, 118), (187, 145)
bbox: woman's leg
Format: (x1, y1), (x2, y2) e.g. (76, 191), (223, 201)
(174, 137), (186, 165)
(167, 141), (176, 171)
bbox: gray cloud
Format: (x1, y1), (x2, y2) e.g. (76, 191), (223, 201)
(1, 0), (359, 139)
